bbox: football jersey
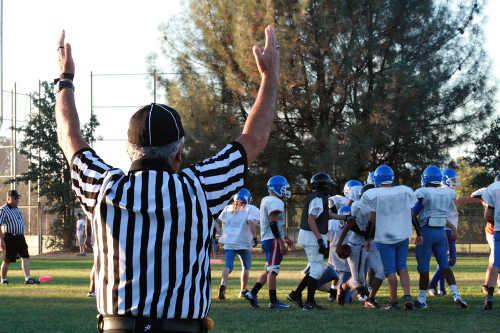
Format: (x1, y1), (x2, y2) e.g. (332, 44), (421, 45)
(327, 219), (349, 271)
(260, 195), (286, 241)
(76, 219), (86, 237)
(415, 187), (456, 228)
(218, 204), (260, 250)
(361, 185), (416, 244)
(482, 181), (500, 231)
(348, 200), (372, 246)
(328, 195), (350, 212)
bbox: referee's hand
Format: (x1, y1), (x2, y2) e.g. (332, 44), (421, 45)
(57, 30), (75, 77)
(252, 25), (280, 83)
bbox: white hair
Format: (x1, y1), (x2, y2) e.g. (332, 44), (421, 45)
(127, 137), (185, 166)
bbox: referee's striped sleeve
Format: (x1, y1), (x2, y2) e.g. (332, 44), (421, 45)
(189, 142), (247, 216)
(70, 148), (115, 216)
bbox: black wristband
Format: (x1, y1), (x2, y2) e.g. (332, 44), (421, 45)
(60, 73), (74, 81)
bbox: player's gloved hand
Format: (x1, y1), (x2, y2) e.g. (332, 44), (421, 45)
(252, 237), (258, 248)
(317, 238), (328, 258)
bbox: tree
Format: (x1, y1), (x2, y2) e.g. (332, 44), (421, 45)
(472, 117), (500, 175)
(454, 157), (490, 198)
(153, 0), (494, 198)
(18, 81), (99, 250)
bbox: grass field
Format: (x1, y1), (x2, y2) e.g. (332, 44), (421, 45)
(1, 254), (500, 332)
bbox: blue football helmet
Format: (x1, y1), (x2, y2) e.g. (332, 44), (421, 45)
(343, 179), (363, 201)
(373, 164), (394, 187)
(338, 205), (351, 216)
(234, 188), (251, 204)
(422, 165), (443, 186)
(366, 171), (375, 185)
(267, 175), (291, 199)
(442, 168), (460, 188)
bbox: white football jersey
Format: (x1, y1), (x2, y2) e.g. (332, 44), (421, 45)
(482, 181), (500, 231)
(348, 200), (372, 246)
(361, 185), (416, 244)
(328, 195), (350, 212)
(445, 186), (459, 229)
(260, 195), (286, 241)
(415, 187), (455, 228)
(327, 219), (349, 271)
(218, 204), (260, 250)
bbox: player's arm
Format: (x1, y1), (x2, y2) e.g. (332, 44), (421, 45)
(269, 210), (286, 254)
(411, 199), (423, 244)
(236, 26), (279, 163)
(249, 219), (259, 247)
(55, 31), (90, 163)
(485, 206), (494, 225)
(336, 219), (356, 250)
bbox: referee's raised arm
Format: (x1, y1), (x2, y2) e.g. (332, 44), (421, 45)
(236, 25), (280, 163)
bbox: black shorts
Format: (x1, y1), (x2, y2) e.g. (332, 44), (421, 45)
(3, 234), (29, 263)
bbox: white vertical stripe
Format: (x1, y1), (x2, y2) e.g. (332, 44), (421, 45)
(156, 172), (172, 317)
(117, 180), (131, 315)
(130, 174), (143, 316)
(143, 171), (158, 315)
(106, 190), (116, 315)
(157, 104), (180, 141)
(180, 179), (198, 317)
(94, 202), (105, 314)
(167, 175), (186, 318)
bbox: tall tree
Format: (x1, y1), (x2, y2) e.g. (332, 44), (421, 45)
(154, 0), (494, 197)
(472, 117), (500, 175)
(18, 81), (99, 250)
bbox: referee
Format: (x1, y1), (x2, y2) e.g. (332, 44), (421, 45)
(55, 25), (280, 333)
(0, 190), (39, 285)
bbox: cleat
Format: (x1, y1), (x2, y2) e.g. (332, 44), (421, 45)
(483, 300), (493, 310)
(244, 291), (259, 308)
(218, 285), (226, 300)
(382, 302), (400, 311)
(87, 291), (96, 297)
(414, 300), (428, 309)
(327, 288), (337, 302)
(268, 301), (290, 309)
(403, 295), (413, 310)
(287, 291), (303, 308)
(428, 286), (441, 297)
(302, 302), (325, 311)
(453, 296), (468, 309)
(364, 298), (379, 309)
(24, 278), (40, 285)
(1, 280), (8, 285)
(239, 288), (249, 298)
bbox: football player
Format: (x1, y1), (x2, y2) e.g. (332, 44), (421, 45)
(336, 183), (385, 308)
(217, 188), (260, 300)
(428, 168), (459, 296)
(413, 165), (467, 309)
(289, 173), (334, 310)
(244, 176), (291, 309)
(360, 164), (416, 310)
(481, 174), (500, 310)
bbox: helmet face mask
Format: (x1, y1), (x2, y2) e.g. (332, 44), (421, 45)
(267, 175), (292, 199)
(442, 168), (460, 188)
(343, 179), (363, 201)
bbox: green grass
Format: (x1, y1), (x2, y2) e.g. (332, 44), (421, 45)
(1, 255), (500, 332)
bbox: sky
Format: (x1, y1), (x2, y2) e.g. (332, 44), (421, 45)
(1, 0), (500, 171)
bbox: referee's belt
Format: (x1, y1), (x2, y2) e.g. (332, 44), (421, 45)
(99, 315), (207, 333)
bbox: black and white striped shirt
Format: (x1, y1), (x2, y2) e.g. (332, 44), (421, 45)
(0, 204), (25, 235)
(71, 142), (247, 319)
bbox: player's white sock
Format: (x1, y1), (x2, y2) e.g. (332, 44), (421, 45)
(24, 276), (31, 282)
(418, 289), (427, 304)
(450, 284), (459, 297)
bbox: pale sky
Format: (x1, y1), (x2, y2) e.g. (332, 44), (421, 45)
(1, 0), (499, 171)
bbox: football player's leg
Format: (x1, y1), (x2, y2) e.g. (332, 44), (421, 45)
(345, 245), (362, 291)
(366, 249), (384, 303)
(220, 249), (236, 300)
(395, 239), (412, 309)
(376, 242), (398, 305)
(302, 244), (325, 307)
(239, 250), (252, 295)
(429, 265), (441, 294)
(416, 230), (433, 306)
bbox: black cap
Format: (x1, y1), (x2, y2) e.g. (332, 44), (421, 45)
(128, 103), (185, 147)
(7, 190), (20, 198)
